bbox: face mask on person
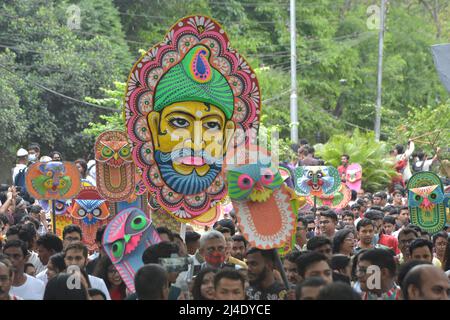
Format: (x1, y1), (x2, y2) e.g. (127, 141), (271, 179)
(205, 252), (225, 266)
(28, 154), (37, 162)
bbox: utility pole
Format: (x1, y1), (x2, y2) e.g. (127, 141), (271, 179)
(290, 0), (298, 144)
(374, 0), (386, 141)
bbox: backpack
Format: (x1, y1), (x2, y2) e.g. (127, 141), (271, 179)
(14, 168), (27, 191)
(412, 160), (425, 173)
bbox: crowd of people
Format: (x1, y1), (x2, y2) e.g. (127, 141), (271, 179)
(0, 139), (448, 300)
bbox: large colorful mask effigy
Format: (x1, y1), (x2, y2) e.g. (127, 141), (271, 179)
(67, 186), (112, 251)
(95, 130), (135, 202)
(124, 15), (261, 221)
(407, 172), (448, 235)
(294, 166), (341, 197)
(345, 163), (362, 192)
(306, 183), (351, 210)
(103, 207), (161, 293)
(26, 161), (81, 200)
(226, 148), (297, 249)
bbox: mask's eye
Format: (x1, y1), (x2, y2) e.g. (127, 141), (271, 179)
(46, 171), (53, 177)
(430, 193), (437, 200)
(92, 208), (101, 217)
(415, 194), (422, 201)
(44, 180), (53, 188)
(169, 117), (190, 128)
(204, 121), (221, 130)
(78, 209), (86, 217)
(112, 239), (125, 260)
(56, 202), (65, 210)
(317, 171), (323, 178)
(119, 145), (131, 158)
(131, 215), (147, 231)
(307, 171), (313, 178)
(237, 174), (254, 190)
(102, 146), (113, 158)
(261, 169), (274, 185)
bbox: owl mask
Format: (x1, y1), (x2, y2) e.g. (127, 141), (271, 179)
(407, 172), (447, 235)
(226, 150), (296, 249)
(95, 130), (135, 202)
(67, 186), (112, 251)
(103, 207), (161, 292)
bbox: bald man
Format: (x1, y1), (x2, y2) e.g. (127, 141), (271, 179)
(402, 265), (449, 300)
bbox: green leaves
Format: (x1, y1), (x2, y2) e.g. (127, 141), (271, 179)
(315, 129), (397, 193)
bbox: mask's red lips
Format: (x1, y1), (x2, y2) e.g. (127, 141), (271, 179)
(178, 156), (205, 166)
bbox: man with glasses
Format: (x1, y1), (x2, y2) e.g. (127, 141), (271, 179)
(397, 227), (419, 265)
(357, 249), (400, 300)
(319, 210), (338, 239)
(3, 240), (45, 300)
(62, 224), (83, 249)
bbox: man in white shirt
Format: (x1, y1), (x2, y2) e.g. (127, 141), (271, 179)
(35, 234), (64, 284)
(11, 148), (28, 183)
(64, 242), (111, 300)
(394, 140), (415, 182)
(3, 240), (45, 300)
(413, 148), (441, 172)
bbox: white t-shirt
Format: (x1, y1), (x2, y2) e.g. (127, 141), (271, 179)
(9, 274), (45, 300)
(88, 275), (111, 300)
(36, 269), (48, 285)
(414, 159), (434, 172)
(12, 164), (27, 183)
(28, 251), (46, 274)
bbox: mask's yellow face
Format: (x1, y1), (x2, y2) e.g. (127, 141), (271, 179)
(148, 101), (235, 177)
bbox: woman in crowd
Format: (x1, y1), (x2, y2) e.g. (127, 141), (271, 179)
(46, 253), (66, 282)
(93, 255), (127, 300)
(191, 268), (217, 300)
(332, 228), (356, 256)
(432, 231), (448, 268)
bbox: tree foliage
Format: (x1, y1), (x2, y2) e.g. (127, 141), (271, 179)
(315, 129), (397, 193)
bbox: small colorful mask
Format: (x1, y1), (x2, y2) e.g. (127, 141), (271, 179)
(26, 161), (81, 200)
(295, 166), (341, 197)
(306, 183), (352, 210)
(345, 163), (362, 191)
(67, 186), (111, 251)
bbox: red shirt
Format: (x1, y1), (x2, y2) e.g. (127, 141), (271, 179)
(109, 286), (126, 300)
(378, 233), (400, 255)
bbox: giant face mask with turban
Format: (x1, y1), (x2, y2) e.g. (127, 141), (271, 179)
(148, 45), (236, 196)
(125, 16), (261, 220)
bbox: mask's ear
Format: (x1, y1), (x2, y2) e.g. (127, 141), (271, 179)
(223, 120), (236, 153)
(148, 111), (161, 149)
